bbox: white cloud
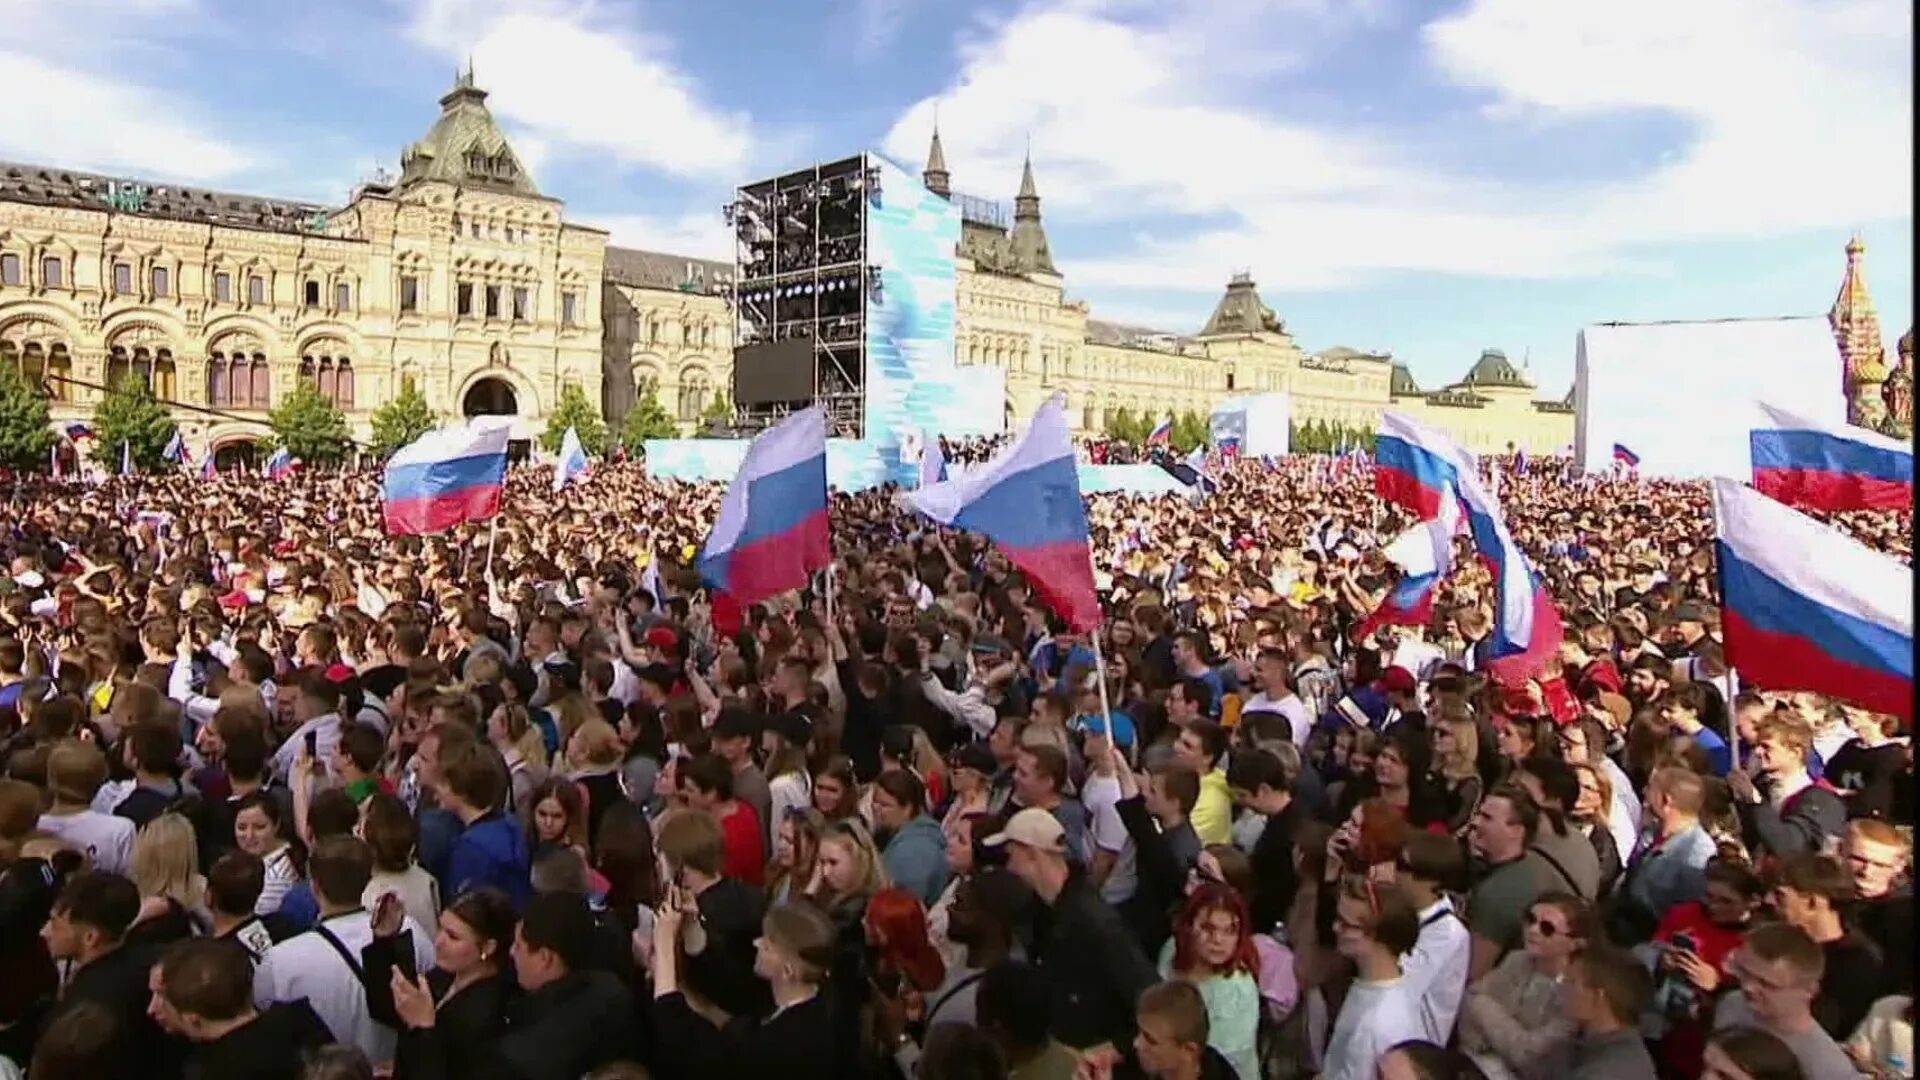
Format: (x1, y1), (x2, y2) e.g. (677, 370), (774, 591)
(592, 210), (735, 261)
(885, 0), (1912, 294)
(406, 0), (752, 179)
(0, 49), (253, 182)
(855, 0), (913, 55)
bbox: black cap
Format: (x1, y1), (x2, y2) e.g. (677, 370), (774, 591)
(712, 705), (761, 741)
(770, 710), (814, 748)
(951, 742), (996, 776)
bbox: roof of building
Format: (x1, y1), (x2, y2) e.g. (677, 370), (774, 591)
(604, 245), (731, 294)
(0, 160), (335, 236)
(1317, 345), (1391, 363)
(1200, 273), (1285, 337)
(1008, 153), (1055, 275)
(398, 67), (541, 197)
(1086, 318), (1190, 350)
(1389, 362), (1422, 396)
(1454, 348), (1534, 390)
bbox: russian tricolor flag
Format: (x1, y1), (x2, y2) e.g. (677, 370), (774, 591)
(264, 446), (294, 480)
(1750, 401), (1912, 513)
(697, 407), (829, 607)
(907, 393), (1102, 632)
(1354, 507), (1456, 642)
(553, 425), (590, 491)
(1712, 478), (1911, 719)
(1375, 411), (1561, 685)
(1612, 443), (1640, 468)
(381, 421), (509, 535)
(1147, 414), (1172, 446)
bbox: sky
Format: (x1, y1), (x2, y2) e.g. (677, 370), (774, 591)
(0, 0), (1910, 393)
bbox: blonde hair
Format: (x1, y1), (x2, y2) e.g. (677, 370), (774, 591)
(570, 719), (623, 769)
(815, 818), (888, 903)
(131, 814), (204, 911)
(1436, 713), (1479, 781)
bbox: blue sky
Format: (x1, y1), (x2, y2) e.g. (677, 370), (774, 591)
(1, 0), (1909, 392)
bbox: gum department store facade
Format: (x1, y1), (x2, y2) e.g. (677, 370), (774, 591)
(25, 72), (1872, 464)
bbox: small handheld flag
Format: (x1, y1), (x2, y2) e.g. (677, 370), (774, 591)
(553, 426), (590, 491)
(1146, 415), (1173, 446)
(382, 421), (510, 535)
(265, 447), (294, 480)
(1611, 443), (1640, 468)
(162, 431), (188, 465)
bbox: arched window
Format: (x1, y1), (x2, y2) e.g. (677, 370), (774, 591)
(208, 353), (229, 405)
(250, 356), (270, 407)
(677, 371), (711, 421)
(336, 359), (354, 409)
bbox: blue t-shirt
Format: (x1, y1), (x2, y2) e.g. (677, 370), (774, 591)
(1692, 728), (1732, 777)
(275, 881), (319, 929)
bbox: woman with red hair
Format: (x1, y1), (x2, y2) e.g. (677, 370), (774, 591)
(1156, 882), (1262, 1080)
(862, 885), (946, 1067)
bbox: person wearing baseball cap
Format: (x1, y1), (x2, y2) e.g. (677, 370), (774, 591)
(986, 807), (1158, 1061)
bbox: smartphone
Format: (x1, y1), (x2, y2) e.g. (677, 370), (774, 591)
(304, 730), (318, 757)
(1670, 932), (1697, 954)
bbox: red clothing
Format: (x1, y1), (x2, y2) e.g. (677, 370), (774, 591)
(718, 801), (765, 887)
(1650, 901), (1746, 1078)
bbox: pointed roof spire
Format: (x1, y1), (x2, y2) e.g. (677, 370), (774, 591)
(1009, 145), (1054, 275)
(922, 115), (950, 199)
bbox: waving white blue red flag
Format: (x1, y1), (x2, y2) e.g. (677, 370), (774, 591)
(906, 393), (1102, 633)
(696, 407), (830, 607)
(1373, 411), (1561, 685)
(553, 425), (590, 491)
(382, 421), (509, 535)
(1750, 401), (1912, 513)
(1713, 478), (1911, 719)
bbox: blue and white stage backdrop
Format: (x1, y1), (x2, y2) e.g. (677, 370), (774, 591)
(863, 151), (1003, 487)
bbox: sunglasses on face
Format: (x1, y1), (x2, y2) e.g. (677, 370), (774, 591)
(1528, 915), (1568, 937)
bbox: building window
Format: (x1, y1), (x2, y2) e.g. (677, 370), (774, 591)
(304, 280), (320, 306)
(512, 287), (528, 321)
(0, 254), (17, 286)
(248, 276), (265, 304)
(399, 275), (419, 312)
(485, 285), (500, 319)
(41, 257), (62, 288)
(335, 282), (350, 310)
(457, 282), (473, 317)
(214, 272), (231, 302)
(151, 266), (169, 298)
(562, 292), (578, 327)
(469, 220), (480, 238)
(113, 262), (132, 294)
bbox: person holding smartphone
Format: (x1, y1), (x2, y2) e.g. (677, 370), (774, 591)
(369, 886), (517, 1080)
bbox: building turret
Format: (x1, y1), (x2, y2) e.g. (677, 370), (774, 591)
(1831, 234), (1889, 431)
(923, 126), (950, 199)
(397, 64), (539, 196)
(1008, 153), (1056, 275)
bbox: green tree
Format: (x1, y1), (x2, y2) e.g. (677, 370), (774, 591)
(368, 376), (438, 461)
(266, 381), (352, 465)
(91, 374), (177, 471)
(619, 378), (678, 452)
(0, 365), (54, 471)
(1105, 405), (1138, 443)
(541, 382), (610, 456)
(1172, 409), (1209, 453)
(698, 392), (733, 437)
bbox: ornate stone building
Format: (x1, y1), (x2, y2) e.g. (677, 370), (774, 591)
(0, 71), (733, 462)
(922, 133), (1573, 451)
(1829, 234), (1912, 439)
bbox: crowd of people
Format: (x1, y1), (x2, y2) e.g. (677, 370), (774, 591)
(0, 449), (1910, 1080)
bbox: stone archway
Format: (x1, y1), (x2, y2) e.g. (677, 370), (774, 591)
(462, 377), (518, 419)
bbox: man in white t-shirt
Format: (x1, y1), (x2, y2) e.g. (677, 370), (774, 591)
(1323, 878), (1426, 1080)
(254, 836), (433, 1065)
(1395, 832), (1471, 1045)
(1240, 648), (1311, 748)
(1079, 722), (1138, 907)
